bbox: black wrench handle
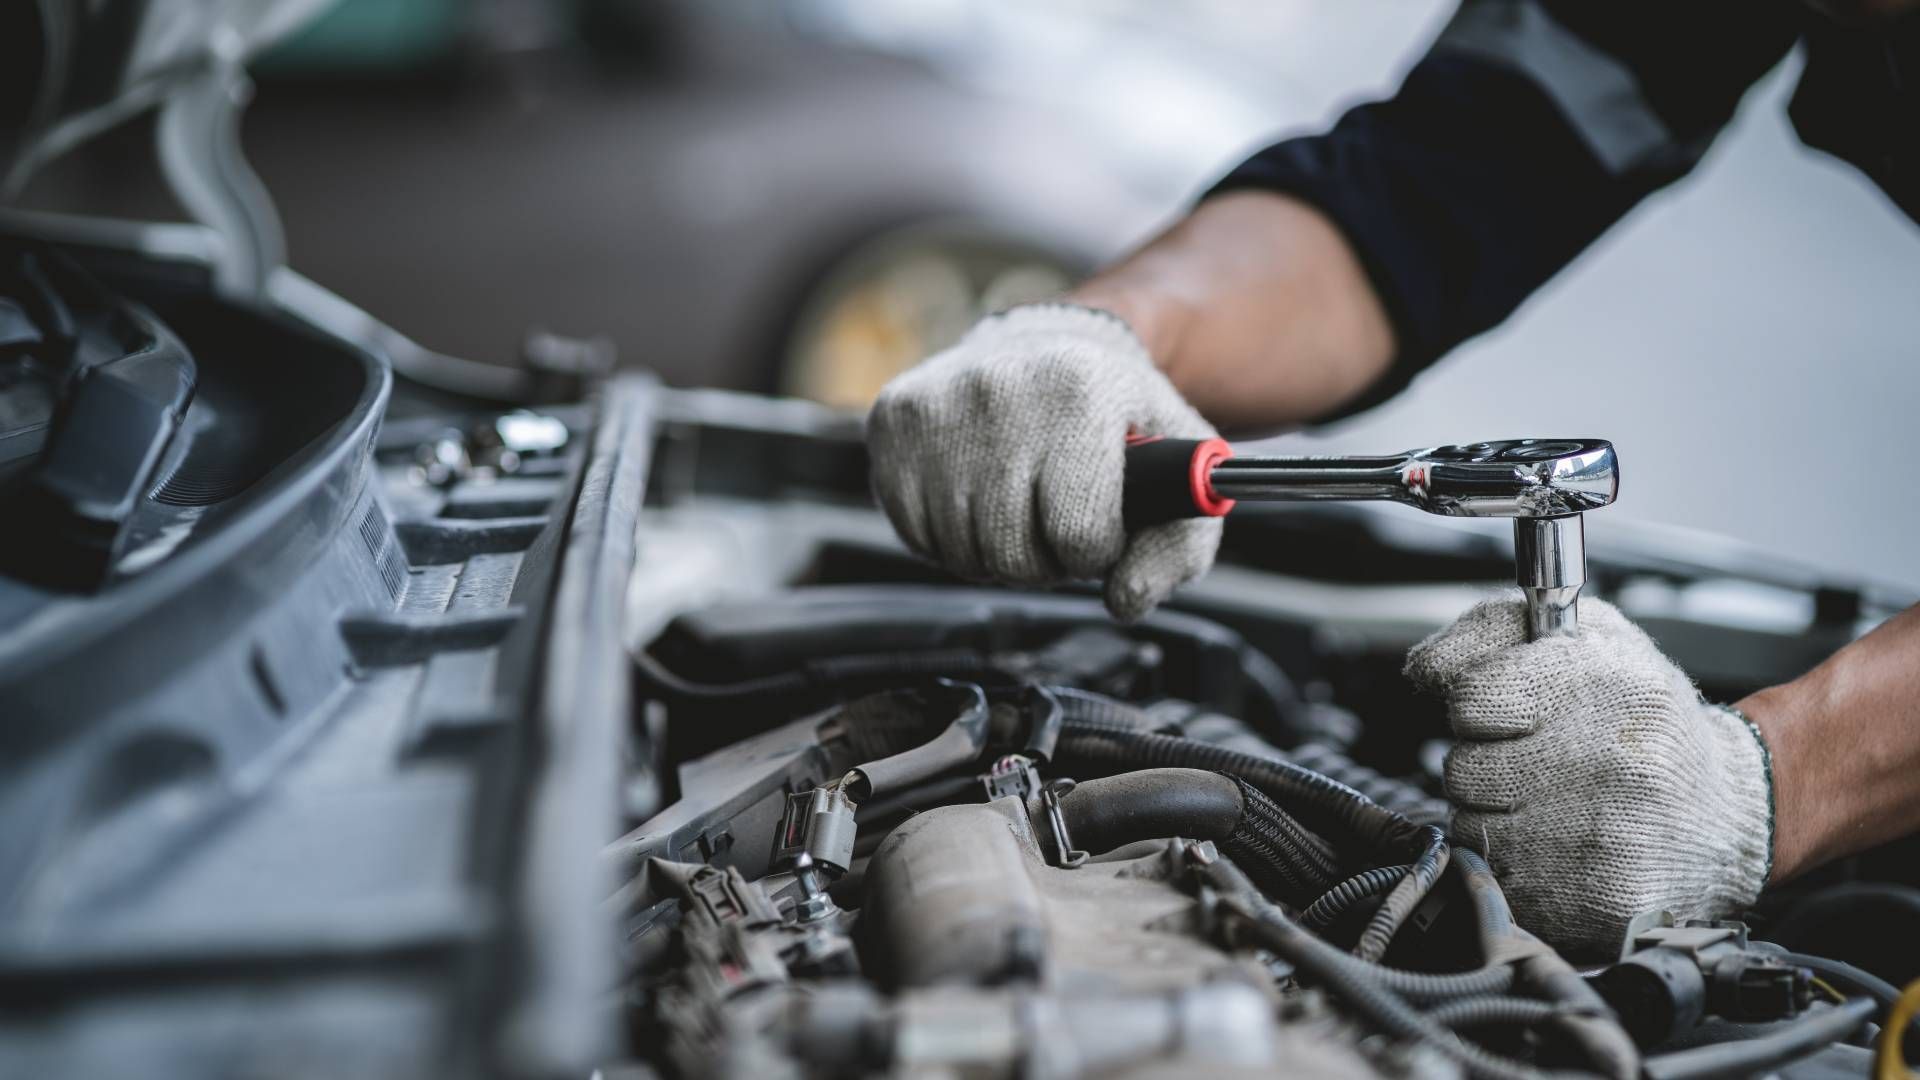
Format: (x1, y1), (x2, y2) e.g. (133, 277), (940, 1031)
(1122, 436), (1236, 531)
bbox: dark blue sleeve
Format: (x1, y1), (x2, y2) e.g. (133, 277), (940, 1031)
(1209, 2), (1801, 416)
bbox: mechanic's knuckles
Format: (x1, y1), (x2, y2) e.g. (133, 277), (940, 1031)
(1442, 741), (1525, 811)
(1403, 598), (1530, 692)
(1037, 465), (1126, 579)
(977, 483), (1054, 584)
(1104, 517), (1220, 622)
(1445, 669), (1548, 739)
(925, 489), (985, 580)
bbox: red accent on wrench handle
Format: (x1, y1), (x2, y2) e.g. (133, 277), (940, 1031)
(1122, 436), (1235, 530)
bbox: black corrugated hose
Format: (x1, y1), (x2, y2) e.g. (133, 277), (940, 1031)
(1221, 775), (1344, 905)
(1301, 864), (1411, 933)
(1355, 826), (1449, 962)
(1450, 849), (1639, 1079)
(1428, 996), (1568, 1030)
(1049, 686), (1161, 732)
(1199, 854), (1553, 1080)
(1371, 961), (1518, 1005)
(1287, 741), (1452, 828)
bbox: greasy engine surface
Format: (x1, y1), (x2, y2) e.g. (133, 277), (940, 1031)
(609, 582), (1897, 1080)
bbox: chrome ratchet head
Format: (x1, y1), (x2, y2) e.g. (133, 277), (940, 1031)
(1411, 439), (1618, 640)
(1400, 438), (1618, 519)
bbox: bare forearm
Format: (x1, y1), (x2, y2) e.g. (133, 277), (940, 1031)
(1066, 191), (1396, 431)
(1741, 603), (1920, 882)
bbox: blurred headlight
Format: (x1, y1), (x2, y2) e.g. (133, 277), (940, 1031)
(782, 227), (1073, 410)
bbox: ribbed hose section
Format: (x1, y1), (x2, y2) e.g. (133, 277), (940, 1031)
(1288, 743), (1451, 828)
(1372, 963), (1517, 1005)
(1301, 864), (1411, 933)
(1426, 996), (1565, 1030)
(1053, 687), (1161, 732)
(1355, 826), (1450, 963)
(1055, 718), (1422, 854)
(1221, 777), (1343, 907)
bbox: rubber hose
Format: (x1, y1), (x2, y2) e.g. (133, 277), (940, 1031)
(1640, 998), (1876, 1080)
(1302, 864), (1411, 933)
(854, 774), (982, 829)
(1427, 996), (1566, 1030)
(1057, 769), (1245, 857)
(1200, 856), (1553, 1080)
(845, 681), (991, 800)
(1449, 848), (1517, 945)
(1056, 770), (1340, 906)
(1452, 849), (1638, 1080)
(1054, 716), (1423, 854)
(1012, 685), (1063, 762)
(1355, 826), (1450, 963)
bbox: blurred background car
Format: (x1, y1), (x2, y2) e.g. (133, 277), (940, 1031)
(13, 0), (1445, 407)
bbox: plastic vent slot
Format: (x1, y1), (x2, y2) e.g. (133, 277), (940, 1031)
(356, 500), (407, 601)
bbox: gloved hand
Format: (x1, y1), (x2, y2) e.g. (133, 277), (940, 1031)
(867, 303), (1220, 621)
(1405, 597), (1775, 953)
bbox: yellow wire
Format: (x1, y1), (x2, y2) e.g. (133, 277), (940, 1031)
(1809, 976), (1846, 1005)
(1877, 976), (1920, 1080)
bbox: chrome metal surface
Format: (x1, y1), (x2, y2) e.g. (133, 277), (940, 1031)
(1515, 516), (1585, 637)
(1208, 439), (1617, 519)
(1212, 439), (1616, 639)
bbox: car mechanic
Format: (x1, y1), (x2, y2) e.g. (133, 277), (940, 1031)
(864, 0), (1920, 952)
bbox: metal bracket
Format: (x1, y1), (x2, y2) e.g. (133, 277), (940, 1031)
(1041, 778), (1088, 869)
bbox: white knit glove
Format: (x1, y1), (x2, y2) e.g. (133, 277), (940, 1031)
(1405, 597), (1775, 954)
(867, 304), (1220, 621)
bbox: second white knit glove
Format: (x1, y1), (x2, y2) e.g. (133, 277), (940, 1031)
(1405, 597), (1775, 954)
(866, 304), (1220, 621)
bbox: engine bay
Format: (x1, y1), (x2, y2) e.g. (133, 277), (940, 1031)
(602, 400), (1920, 1080)
(2, 245), (1915, 1078)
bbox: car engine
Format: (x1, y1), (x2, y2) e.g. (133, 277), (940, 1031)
(597, 397), (1920, 1080)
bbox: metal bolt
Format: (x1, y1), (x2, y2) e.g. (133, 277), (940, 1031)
(792, 852), (836, 923)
